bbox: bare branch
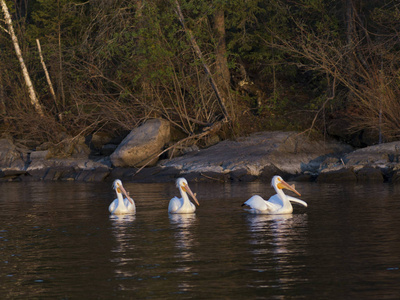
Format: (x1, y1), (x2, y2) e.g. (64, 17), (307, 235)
(174, 0), (230, 122)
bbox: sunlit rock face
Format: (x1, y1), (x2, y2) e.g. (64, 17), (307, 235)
(160, 131), (352, 181)
(110, 119), (171, 168)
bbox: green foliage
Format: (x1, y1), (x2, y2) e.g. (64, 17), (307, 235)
(1, 0), (400, 144)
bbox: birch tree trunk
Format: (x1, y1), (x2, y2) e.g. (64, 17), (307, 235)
(0, 0), (44, 116)
(36, 39), (58, 113)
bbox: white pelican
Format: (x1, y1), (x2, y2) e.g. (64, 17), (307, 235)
(242, 175), (307, 214)
(168, 178), (199, 214)
(109, 179), (136, 215)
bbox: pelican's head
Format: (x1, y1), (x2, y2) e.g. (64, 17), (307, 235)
(176, 177), (188, 188)
(272, 175), (301, 196)
(176, 177), (200, 206)
(113, 179), (123, 191)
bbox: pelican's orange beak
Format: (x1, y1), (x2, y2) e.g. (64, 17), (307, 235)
(183, 183), (200, 206)
(277, 179), (301, 196)
(118, 183), (134, 205)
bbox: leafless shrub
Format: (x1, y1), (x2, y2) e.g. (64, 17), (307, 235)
(264, 2), (400, 142)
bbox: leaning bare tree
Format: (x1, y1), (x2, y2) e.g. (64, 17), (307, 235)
(0, 0), (44, 116)
(174, 0), (230, 123)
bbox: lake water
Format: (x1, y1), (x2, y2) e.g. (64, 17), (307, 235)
(1, 180), (400, 299)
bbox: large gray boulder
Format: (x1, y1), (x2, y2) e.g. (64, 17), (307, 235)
(110, 119), (171, 167)
(159, 131), (352, 179)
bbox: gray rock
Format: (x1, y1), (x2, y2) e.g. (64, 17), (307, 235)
(21, 167), (49, 181)
(181, 171), (230, 183)
(0, 138), (25, 169)
(43, 136), (91, 159)
(76, 168), (110, 182)
(229, 168), (258, 182)
(26, 158), (110, 181)
(391, 170), (400, 183)
(30, 150), (50, 160)
(43, 167), (75, 181)
(259, 164), (288, 181)
(344, 141), (400, 166)
(0, 169), (27, 181)
(3, 129), (400, 183)
(317, 168), (357, 183)
(89, 132), (114, 150)
(160, 131), (352, 178)
(109, 167), (139, 180)
(111, 119), (171, 167)
(100, 144), (118, 156)
(355, 167), (384, 182)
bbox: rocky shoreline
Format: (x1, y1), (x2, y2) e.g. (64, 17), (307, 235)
(2, 126), (400, 184)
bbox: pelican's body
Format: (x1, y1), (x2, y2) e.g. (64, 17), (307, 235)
(168, 178), (199, 214)
(109, 179), (136, 215)
(242, 176), (307, 214)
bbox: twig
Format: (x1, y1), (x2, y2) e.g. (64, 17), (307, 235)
(200, 173), (225, 182)
(340, 158), (346, 168)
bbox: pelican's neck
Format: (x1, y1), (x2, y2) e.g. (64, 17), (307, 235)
(274, 185), (291, 207)
(117, 190), (126, 207)
(179, 187), (190, 204)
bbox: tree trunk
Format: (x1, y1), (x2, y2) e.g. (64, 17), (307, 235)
(57, 0), (65, 109)
(213, 8), (233, 118)
(0, 0), (44, 116)
(214, 9), (230, 87)
(345, 0), (356, 79)
(0, 71), (4, 115)
(174, 0), (230, 121)
(36, 39), (58, 113)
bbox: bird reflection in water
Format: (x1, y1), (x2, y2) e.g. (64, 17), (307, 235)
(169, 213), (196, 260)
(169, 213), (197, 293)
(246, 213), (308, 288)
(109, 214), (136, 291)
(110, 214), (136, 223)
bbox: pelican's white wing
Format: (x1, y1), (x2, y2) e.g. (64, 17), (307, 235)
(123, 198), (136, 213)
(243, 195), (280, 213)
(287, 196), (308, 207)
(109, 198), (118, 213)
(168, 196), (182, 213)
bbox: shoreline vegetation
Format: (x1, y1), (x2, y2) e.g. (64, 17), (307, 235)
(1, 2), (400, 181)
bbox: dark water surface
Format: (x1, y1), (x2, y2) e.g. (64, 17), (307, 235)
(1, 180), (400, 299)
